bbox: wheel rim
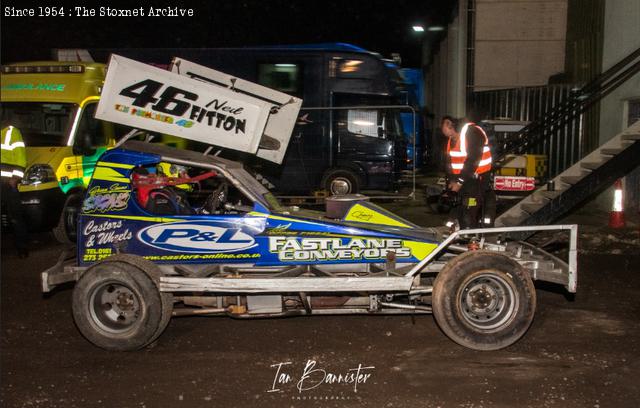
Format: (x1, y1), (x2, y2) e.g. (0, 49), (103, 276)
(330, 177), (351, 195)
(89, 281), (141, 333)
(459, 272), (517, 331)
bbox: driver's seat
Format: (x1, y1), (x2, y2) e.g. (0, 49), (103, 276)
(145, 187), (194, 215)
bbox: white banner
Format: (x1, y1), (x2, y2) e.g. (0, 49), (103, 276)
(170, 57), (302, 164)
(96, 55), (271, 155)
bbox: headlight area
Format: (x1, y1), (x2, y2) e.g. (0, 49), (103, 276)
(22, 164), (56, 186)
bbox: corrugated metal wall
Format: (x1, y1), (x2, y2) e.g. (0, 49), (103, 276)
(471, 85), (599, 177)
(565, 0), (604, 84)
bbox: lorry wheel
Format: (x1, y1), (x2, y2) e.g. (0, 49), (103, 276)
(53, 192), (83, 244)
(72, 260), (168, 351)
(432, 251), (536, 351)
(322, 169), (360, 195)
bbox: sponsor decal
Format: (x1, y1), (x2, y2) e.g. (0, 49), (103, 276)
(269, 237), (412, 262)
(349, 210), (373, 222)
(82, 247), (113, 262)
(83, 219), (133, 248)
(95, 55), (271, 155)
(138, 222), (257, 253)
(82, 184), (130, 213)
(144, 253), (260, 261)
(114, 80), (248, 133)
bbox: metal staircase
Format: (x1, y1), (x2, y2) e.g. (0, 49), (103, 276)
(496, 121), (640, 230)
(489, 47), (640, 236)
(492, 47), (640, 169)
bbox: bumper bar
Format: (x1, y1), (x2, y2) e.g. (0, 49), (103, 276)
(41, 248), (79, 293)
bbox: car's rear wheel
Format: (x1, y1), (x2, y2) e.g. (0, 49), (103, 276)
(432, 251), (536, 350)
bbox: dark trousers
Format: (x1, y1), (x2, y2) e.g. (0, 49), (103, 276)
(450, 174), (496, 230)
(1, 180), (28, 252)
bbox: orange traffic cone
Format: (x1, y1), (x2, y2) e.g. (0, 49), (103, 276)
(608, 179), (625, 228)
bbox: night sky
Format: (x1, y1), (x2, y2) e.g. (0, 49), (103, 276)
(1, 0), (454, 67)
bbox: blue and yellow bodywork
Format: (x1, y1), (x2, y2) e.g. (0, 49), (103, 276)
(77, 143), (440, 268)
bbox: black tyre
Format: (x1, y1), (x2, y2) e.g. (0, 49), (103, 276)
(432, 251), (536, 350)
(321, 168), (360, 196)
(72, 258), (171, 351)
(104, 254), (174, 345)
(53, 192), (83, 244)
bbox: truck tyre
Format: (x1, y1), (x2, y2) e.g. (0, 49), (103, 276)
(72, 259), (170, 351)
(432, 251), (536, 351)
(322, 168), (360, 196)
(53, 192), (83, 244)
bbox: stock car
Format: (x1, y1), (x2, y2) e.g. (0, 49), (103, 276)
(42, 140), (577, 351)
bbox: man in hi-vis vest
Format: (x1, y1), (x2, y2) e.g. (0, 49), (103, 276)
(1, 125), (29, 257)
(441, 116), (496, 230)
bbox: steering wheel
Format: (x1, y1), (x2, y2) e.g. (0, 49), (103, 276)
(200, 182), (229, 214)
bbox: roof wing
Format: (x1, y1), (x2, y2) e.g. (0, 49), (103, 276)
(95, 54), (299, 163)
(170, 57), (302, 164)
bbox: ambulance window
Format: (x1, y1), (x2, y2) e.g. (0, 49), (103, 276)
(76, 103), (107, 147)
(258, 63), (303, 98)
(0, 102), (72, 146)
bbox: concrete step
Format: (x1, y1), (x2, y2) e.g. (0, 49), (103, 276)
(497, 215), (524, 227)
(600, 147), (626, 155)
(560, 175), (584, 185)
(622, 133), (640, 141)
(521, 203), (545, 214)
(580, 160), (605, 170)
(538, 189), (564, 199)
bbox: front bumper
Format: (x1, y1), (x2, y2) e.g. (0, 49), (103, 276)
(41, 248), (78, 292)
(19, 187), (66, 231)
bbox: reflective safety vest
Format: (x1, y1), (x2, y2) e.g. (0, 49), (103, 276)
(1, 126), (27, 179)
(447, 123), (492, 175)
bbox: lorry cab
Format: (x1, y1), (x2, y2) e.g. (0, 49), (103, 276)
(1, 61), (122, 242)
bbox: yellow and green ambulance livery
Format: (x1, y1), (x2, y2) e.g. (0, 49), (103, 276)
(0, 61), (122, 242)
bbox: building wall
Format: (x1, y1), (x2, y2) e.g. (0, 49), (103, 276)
(599, 0), (640, 210)
(474, 0), (568, 90)
(423, 3), (468, 169)
(599, 0), (640, 144)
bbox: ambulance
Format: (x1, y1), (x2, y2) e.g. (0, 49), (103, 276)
(1, 61), (123, 242)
